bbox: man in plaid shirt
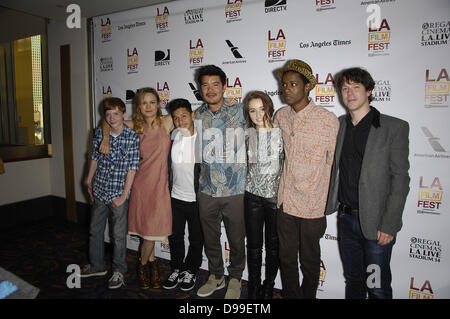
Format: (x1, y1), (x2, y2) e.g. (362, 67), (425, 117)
(82, 97), (140, 289)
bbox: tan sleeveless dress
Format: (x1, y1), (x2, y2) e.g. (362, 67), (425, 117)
(128, 125), (172, 240)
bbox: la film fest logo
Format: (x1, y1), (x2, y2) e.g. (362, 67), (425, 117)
(264, 0), (287, 13)
(372, 79), (391, 102)
(315, 0), (336, 12)
(421, 21), (449, 46)
(127, 47), (139, 74)
(314, 72), (336, 107)
(223, 40), (247, 65)
(225, 0), (242, 23)
(409, 277), (434, 299)
(368, 18), (391, 57)
(101, 17), (112, 43)
(417, 176), (443, 215)
(155, 49), (170, 66)
(409, 237), (442, 263)
(99, 57), (113, 72)
(318, 260), (326, 291)
(102, 85), (112, 99)
(226, 77), (243, 104)
(155, 6), (170, 33)
(189, 38), (204, 69)
(184, 8), (204, 24)
(267, 29), (287, 63)
(157, 81), (170, 108)
(424, 68), (449, 108)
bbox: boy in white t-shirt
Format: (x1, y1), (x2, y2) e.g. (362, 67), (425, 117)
(162, 98), (204, 292)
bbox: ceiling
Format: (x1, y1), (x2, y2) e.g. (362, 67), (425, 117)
(0, 0), (175, 21)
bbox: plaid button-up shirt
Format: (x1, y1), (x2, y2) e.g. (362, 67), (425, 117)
(91, 125), (140, 204)
(274, 99), (339, 219)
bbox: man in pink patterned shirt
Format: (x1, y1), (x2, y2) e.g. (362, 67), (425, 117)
(274, 59), (339, 299)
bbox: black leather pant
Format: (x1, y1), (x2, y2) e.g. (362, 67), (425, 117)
(244, 191), (280, 297)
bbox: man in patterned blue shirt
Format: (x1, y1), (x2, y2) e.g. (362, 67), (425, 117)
(194, 65), (247, 299)
(82, 97), (140, 289)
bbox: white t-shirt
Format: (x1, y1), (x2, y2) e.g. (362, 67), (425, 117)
(171, 131), (197, 202)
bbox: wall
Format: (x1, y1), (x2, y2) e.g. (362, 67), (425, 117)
(1, 12), (91, 209)
(47, 18), (91, 204)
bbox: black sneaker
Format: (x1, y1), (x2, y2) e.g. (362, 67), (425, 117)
(179, 270), (196, 291)
(79, 264), (107, 278)
(162, 269), (180, 289)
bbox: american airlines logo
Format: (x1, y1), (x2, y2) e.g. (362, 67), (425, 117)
(226, 40), (243, 58)
(421, 127), (446, 152)
(189, 82), (203, 101)
(223, 40), (246, 65)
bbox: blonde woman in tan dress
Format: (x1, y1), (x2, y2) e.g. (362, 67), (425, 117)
(100, 88), (173, 289)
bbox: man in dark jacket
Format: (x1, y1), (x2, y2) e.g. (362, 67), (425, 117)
(326, 67), (410, 299)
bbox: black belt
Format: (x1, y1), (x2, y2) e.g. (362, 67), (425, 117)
(338, 203), (359, 217)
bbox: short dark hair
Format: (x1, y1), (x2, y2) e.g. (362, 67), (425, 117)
(167, 98), (192, 116)
(102, 97), (126, 115)
(335, 67), (375, 102)
(195, 64), (227, 86)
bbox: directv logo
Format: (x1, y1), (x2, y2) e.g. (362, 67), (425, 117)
(265, 0), (287, 13)
(155, 49), (170, 66)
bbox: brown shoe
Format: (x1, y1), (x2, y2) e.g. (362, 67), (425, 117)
(137, 262), (150, 290)
(149, 260), (161, 288)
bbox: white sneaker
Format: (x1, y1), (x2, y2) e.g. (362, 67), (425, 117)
(224, 278), (241, 299)
(197, 274), (225, 297)
(108, 272), (125, 289)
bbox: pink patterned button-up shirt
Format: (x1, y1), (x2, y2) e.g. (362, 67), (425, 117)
(274, 99), (339, 219)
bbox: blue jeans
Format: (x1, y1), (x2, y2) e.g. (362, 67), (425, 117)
(338, 212), (395, 299)
(89, 199), (129, 274)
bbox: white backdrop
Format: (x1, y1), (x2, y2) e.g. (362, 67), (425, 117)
(94, 0), (450, 299)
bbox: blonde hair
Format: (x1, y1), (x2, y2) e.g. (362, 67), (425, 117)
(133, 87), (162, 134)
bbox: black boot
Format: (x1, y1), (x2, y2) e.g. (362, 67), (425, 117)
(261, 248), (280, 299)
(247, 248), (262, 299)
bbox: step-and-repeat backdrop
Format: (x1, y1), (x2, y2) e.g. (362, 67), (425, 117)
(94, 0), (449, 298)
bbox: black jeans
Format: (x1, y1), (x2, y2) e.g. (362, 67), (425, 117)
(277, 209), (326, 299)
(168, 197), (204, 273)
(244, 192), (279, 285)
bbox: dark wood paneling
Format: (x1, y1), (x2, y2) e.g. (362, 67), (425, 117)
(60, 45), (77, 222)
